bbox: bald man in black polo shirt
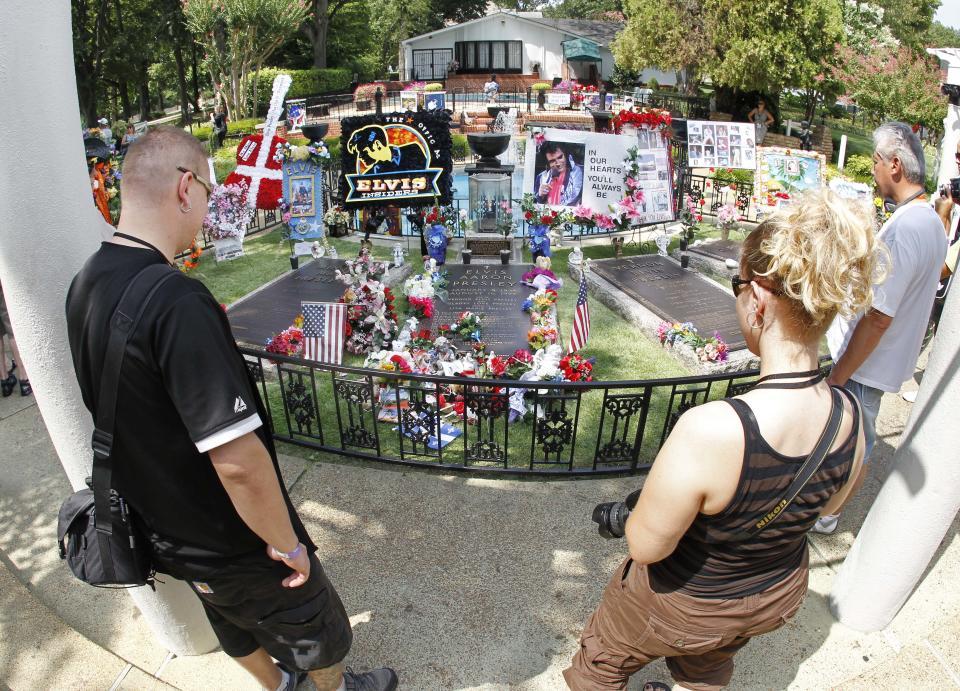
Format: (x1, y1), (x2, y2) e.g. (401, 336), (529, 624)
(66, 127), (396, 691)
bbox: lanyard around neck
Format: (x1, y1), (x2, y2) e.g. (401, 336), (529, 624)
(112, 232), (175, 268)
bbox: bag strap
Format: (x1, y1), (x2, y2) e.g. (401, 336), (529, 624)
(92, 263), (178, 581)
(741, 386), (845, 538)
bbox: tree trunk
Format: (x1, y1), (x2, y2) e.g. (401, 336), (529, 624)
(119, 80), (131, 119)
(138, 61), (151, 120)
(190, 42), (201, 110)
(173, 33), (190, 125)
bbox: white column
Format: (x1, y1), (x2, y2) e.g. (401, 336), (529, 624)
(936, 103), (960, 193)
(0, 0), (216, 655)
(829, 262), (960, 631)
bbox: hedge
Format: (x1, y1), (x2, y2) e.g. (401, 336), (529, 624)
(255, 67), (352, 104)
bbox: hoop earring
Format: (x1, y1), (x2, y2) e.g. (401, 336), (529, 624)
(179, 202), (192, 214)
(748, 309), (764, 330)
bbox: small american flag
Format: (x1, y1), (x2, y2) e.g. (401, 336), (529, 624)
(302, 301), (346, 364)
(568, 269), (590, 354)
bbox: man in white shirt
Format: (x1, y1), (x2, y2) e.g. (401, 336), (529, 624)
(814, 122), (947, 534)
(97, 117), (113, 146)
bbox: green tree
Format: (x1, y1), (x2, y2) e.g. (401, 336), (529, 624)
(612, 0), (843, 108)
(300, 0), (364, 69)
(924, 20), (960, 48)
(873, 0), (938, 50)
(183, 0), (311, 118)
(543, 0), (623, 19)
(831, 40), (946, 129)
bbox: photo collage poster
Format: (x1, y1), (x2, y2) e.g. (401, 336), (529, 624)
(522, 127), (674, 224)
(686, 120), (757, 171)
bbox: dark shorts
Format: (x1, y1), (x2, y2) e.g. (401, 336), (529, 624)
(186, 553), (353, 672)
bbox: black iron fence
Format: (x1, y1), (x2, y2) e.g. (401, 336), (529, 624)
(241, 347), (828, 476)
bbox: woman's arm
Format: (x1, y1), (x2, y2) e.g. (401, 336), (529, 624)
(624, 402), (743, 565)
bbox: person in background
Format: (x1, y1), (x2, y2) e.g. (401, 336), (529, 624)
(211, 106), (228, 150)
(120, 124), (140, 156)
(483, 74), (500, 102)
(0, 285), (31, 397)
(98, 117), (114, 147)
(815, 122), (947, 534)
(564, 190), (877, 690)
(66, 126), (398, 691)
(747, 100), (774, 145)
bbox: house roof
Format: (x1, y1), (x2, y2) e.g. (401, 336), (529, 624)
(522, 18), (623, 47)
(401, 11), (624, 48)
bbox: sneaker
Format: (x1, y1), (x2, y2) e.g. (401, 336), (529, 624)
(343, 666), (399, 691)
(276, 662), (306, 691)
(810, 514), (839, 535)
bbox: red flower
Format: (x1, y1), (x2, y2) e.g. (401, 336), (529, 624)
(540, 214), (553, 225)
(524, 211), (533, 221)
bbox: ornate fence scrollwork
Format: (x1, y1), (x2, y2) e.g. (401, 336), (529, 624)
(278, 366), (322, 442)
(332, 373), (379, 452)
(594, 388), (651, 469)
(463, 388), (509, 467)
(530, 389), (581, 470)
(241, 348), (831, 476)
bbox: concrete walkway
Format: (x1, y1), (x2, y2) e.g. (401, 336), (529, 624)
(2, 353), (959, 690)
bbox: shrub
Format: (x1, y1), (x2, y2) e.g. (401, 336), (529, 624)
(354, 82), (387, 101)
(451, 134), (470, 161)
(425, 83), (444, 92)
(346, 56), (379, 83)
(712, 167), (754, 185)
(647, 77), (659, 91)
(254, 67), (352, 104)
(194, 124), (212, 142)
(842, 154), (874, 183)
(531, 82), (551, 91)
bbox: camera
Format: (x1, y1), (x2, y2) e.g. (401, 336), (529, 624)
(591, 488), (641, 539)
(950, 177), (960, 204)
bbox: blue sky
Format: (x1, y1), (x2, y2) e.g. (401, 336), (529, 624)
(935, 1), (960, 31)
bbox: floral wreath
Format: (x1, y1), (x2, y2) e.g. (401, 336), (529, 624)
(181, 240), (203, 271)
(274, 140), (331, 168)
(611, 108), (672, 136)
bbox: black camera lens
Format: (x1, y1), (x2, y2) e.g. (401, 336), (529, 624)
(949, 177), (960, 204)
(591, 501), (630, 539)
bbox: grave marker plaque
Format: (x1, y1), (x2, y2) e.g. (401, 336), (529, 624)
(228, 258), (347, 346)
(591, 255), (745, 350)
(431, 265), (533, 355)
(688, 239), (741, 263)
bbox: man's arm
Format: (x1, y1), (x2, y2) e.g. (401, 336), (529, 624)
(209, 432), (311, 587)
(828, 308), (893, 385)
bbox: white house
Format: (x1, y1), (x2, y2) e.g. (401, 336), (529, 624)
(400, 10), (647, 85)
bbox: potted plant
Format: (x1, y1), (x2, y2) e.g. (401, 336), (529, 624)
(531, 62), (541, 78)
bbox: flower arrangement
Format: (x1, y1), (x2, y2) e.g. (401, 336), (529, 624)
(265, 316), (305, 359)
(522, 287), (559, 327)
(527, 324), (559, 351)
(404, 81), (428, 92)
(716, 203), (740, 240)
(203, 180), (254, 241)
(679, 195), (704, 240)
(559, 354), (594, 382)
(611, 108), (672, 134)
(274, 140), (330, 167)
(531, 82), (551, 91)
(424, 82), (444, 92)
(656, 321), (729, 363)
(336, 249), (398, 354)
(437, 311), (483, 342)
(425, 205), (457, 233)
(324, 206), (351, 227)
(520, 194), (572, 230)
(181, 240), (203, 272)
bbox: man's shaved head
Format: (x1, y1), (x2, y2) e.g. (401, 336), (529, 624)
(122, 126), (208, 208)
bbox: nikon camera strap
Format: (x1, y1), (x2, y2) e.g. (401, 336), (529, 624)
(739, 386), (847, 539)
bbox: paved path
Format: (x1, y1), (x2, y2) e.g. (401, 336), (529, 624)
(2, 352), (959, 689)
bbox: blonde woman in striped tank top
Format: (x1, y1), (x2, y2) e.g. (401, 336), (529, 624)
(565, 190), (884, 691)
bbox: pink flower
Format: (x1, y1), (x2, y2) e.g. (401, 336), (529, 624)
(572, 205), (594, 220)
(594, 214), (616, 230)
(625, 177), (636, 190)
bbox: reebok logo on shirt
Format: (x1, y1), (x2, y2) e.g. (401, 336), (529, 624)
(233, 396), (247, 414)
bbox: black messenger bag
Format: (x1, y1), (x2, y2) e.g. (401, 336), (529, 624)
(58, 263), (177, 588)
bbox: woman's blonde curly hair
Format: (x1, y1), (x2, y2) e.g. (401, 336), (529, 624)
(741, 190), (887, 332)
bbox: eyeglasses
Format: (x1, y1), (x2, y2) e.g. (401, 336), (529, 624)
(733, 275), (783, 297)
(731, 276), (751, 296)
(176, 166), (213, 198)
